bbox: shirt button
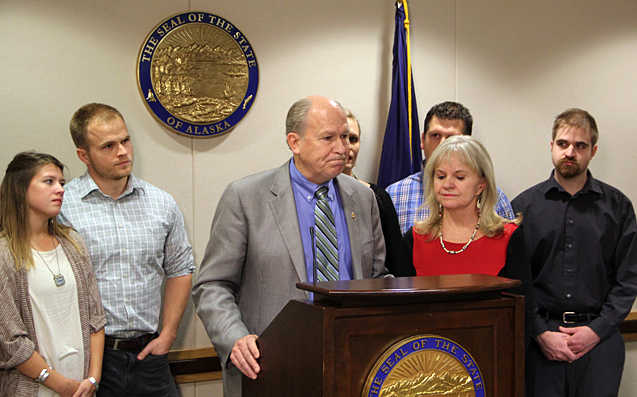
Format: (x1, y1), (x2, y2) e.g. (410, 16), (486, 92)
(565, 293), (572, 299)
(566, 243), (573, 249)
(568, 219), (574, 224)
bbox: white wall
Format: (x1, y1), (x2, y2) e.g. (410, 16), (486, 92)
(455, 0), (637, 201)
(2, 1), (636, 395)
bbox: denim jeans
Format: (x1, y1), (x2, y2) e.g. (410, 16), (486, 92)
(97, 348), (179, 397)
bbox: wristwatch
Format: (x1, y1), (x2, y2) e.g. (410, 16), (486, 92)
(88, 376), (99, 391)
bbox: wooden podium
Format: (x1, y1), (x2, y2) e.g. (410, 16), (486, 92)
(243, 274), (524, 397)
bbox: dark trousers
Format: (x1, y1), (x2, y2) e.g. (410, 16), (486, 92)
(97, 348), (179, 397)
(526, 329), (625, 397)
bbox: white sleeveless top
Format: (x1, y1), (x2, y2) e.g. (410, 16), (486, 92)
(28, 245), (84, 397)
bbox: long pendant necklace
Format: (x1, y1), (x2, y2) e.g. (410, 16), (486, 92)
(33, 241), (65, 287)
(439, 217), (481, 255)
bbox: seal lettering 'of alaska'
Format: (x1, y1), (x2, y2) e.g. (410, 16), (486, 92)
(137, 11), (259, 137)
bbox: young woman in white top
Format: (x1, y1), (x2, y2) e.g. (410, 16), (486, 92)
(0, 152), (106, 397)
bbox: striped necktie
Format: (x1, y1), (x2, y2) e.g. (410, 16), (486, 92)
(314, 186), (339, 281)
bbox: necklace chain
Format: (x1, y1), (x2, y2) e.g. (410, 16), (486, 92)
(439, 217), (481, 255)
(33, 238), (65, 287)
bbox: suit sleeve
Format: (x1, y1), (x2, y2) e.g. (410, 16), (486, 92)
(511, 196), (549, 338)
(404, 227), (415, 275)
(192, 183), (250, 367)
(373, 186), (414, 277)
(500, 224), (535, 344)
(369, 191), (389, 278)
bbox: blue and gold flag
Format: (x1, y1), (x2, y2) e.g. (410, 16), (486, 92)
(377, 0), (422, 189)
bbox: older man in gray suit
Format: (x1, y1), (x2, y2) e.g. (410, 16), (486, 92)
(192, 95), (387, 397)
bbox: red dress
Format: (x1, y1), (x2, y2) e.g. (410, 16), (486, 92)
(412, 223), (518, 276)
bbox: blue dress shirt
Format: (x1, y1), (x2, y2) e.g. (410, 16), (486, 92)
(289, 159), (352, 282)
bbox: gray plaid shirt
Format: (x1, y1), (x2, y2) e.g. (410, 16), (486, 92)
(59, 173), (194, 337)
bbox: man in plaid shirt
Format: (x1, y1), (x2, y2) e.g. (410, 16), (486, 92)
(387, 101), (515, 235)
(60, 103), (194, 397)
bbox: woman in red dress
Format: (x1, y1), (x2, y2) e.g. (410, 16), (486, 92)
(405, 135), (521, 277)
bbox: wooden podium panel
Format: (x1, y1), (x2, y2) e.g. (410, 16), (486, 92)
(243, 275), (524, 397)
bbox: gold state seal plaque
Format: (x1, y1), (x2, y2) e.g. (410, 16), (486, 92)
(362, 335), (485, 397)
(137, 11), (258, 137)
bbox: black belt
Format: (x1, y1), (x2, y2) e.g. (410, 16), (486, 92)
(541, 310), (599, 324)
(105, 333), (157, 352)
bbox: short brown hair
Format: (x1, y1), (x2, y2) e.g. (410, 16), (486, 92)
(69, 103), (124, 148)
(424, 101), (473, 135)
(552, 108), (599, 146)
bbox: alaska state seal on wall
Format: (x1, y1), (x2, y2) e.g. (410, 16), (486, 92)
(137, 11), (259, 137)
(362, 335), (485, 397)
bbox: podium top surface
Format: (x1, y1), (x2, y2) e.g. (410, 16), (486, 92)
(297, 274), (521, 305)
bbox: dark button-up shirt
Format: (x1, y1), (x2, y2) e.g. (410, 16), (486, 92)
(511, 171), (637, 340)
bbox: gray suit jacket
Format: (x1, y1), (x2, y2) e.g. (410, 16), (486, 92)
(192, 161), (386, 397)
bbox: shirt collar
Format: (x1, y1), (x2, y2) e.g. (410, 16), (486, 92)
(416, 169), (424, 183)
(289, 158), (336, 202)
(77, 172), (144, 200)
(542, 169), (602, 197)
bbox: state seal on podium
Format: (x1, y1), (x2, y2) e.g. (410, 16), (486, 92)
(362, 334), (485, 397)
(136, 11), (259, 137)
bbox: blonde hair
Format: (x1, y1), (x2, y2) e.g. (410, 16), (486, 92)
(415, 135), (520, 238)
(344, 108), (361, 134)
(0, 152), (81, 270)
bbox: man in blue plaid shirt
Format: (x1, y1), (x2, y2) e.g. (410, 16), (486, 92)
(60, 103), (194, 397)
(387, 101), (515, 235)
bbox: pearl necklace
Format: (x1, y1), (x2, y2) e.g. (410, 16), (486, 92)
(439, 219), (480, 255)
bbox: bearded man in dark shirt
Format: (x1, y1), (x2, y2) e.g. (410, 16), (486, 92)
(512, 108), (637, 397)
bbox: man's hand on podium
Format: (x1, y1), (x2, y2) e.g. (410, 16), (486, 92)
(231, 334), (261, 379)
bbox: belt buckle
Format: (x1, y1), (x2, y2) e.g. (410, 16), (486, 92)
(562, 311), (576, 324)
(112, 339), (121, 350)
